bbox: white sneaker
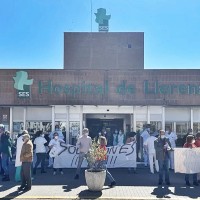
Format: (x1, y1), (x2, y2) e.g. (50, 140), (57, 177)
(53, 171), (56, 175)
(60, 171), (64, 175)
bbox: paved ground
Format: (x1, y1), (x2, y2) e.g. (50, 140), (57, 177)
(1, 163), (200, 200)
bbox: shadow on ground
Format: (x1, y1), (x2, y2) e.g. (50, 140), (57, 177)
(78, 189), (102, 199)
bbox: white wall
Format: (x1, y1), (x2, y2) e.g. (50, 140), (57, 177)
(83, 105), (133, 114)
(13, 107), (24, 121)
(165, 107), (190, 122)
(26, 107), (52, 121)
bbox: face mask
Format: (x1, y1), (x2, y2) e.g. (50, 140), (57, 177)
(119, 131), (122, 134)
(41, 134), (44, 137)
(85, 133), (89, 136)
(161, 135), (165, 139)
(192, 140), (195, 144)
(54, 136), (58, 140)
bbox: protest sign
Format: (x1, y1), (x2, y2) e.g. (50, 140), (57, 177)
(52, 141), (136, 168)
(174, 148), (200, 174)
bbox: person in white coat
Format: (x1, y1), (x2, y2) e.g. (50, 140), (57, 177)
(117, 130), (125, 146)
(48, 125), (64, 167)
(165, 128), (177, 170)
(144, 132), (159, 174)
(141, 128), (150, 167)
(15, 130), (28, 182)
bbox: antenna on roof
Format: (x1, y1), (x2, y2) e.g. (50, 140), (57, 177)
(91, 0), (93, 32)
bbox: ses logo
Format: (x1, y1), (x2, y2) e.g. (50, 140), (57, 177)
(13, 71), (33, 98)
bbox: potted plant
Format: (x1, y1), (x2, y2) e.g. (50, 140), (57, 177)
(85, 139), (107, 191)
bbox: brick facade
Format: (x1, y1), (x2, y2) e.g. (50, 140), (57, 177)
(1, 69), (200, 106)
(64, 32), (144, 70)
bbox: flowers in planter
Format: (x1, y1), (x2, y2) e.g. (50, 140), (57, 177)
(86, 137), (107, 172)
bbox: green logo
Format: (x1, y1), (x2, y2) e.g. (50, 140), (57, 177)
(13, 71), (33, 90)
(95, 8), (111, 32)
(13, 71), (33, 98)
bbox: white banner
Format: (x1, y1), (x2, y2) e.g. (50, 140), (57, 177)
(52, 141), (136, 168)
(174, 148), (200, 174)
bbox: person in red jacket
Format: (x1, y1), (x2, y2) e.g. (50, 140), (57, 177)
(195, 132), (200, 147)
(183, 135), (199, 186)
(99, 136), (116, 187)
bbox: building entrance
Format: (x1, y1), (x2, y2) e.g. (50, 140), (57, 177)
(86, 118), (123, 139)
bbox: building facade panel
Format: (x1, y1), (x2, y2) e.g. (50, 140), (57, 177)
(1, 69), (200, 106)
(64, 32), (144, 70)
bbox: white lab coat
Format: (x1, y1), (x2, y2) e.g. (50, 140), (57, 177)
(15, 136), (24, 167)
(144, 136), (159, 173)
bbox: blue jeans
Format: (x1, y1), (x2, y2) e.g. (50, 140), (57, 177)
(185, 173), (197, 182)
(101, 160), (115, 183)
(158, 159), (169, 183)
(1, 153), (10, 175)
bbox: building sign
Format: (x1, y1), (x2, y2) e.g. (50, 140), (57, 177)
(51, 141), (136, 168)
(37, 79), (200, 96)
(13, 71), (33, 98)
(95, 8), (111, 32)
(5, 69), (200, 106)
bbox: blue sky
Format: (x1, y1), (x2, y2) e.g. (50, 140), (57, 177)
(0, 0), (200, 69)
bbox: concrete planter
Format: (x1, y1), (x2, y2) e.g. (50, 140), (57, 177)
(85, 169), (106, 191)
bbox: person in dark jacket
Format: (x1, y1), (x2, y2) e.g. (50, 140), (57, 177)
(1, 131), (12, 181)
(154, 129), (171, 186)
(0, 124), (5, 175)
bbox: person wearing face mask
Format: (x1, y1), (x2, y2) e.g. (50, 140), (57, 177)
(18, 133), (33, 192)
(15, 130), (28, 182)
(33, 131), (47, 175)
(182, 128), (193, 146)
(165, 128), (177, 170)
(48, 132), (65, 175)
(144, 131), (159, 174)
(154, 129), (171, 185)
(113, 129), (118, 146)
(117, 130), (125, 146)
(74, 128), (92, 179)
(183, 135), (199, 186)
(141, 127), (150, 167)
(49, 125), (64, 140)
(48, 125), (64, 168)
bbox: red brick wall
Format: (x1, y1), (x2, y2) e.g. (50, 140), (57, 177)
(1, 69), (200, 106)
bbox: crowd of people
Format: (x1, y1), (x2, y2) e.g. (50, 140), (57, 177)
(1, 122), (200, 192)
(141, 126), (200, 186)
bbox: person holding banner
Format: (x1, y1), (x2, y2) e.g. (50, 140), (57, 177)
(195, 132), (200, 182)
(195, 132), (200, 147)
(48, 132), (64, 175)
(154, 130), (171, 185)
(74, 128), (92, 179)
(183, 135), (199, 186)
